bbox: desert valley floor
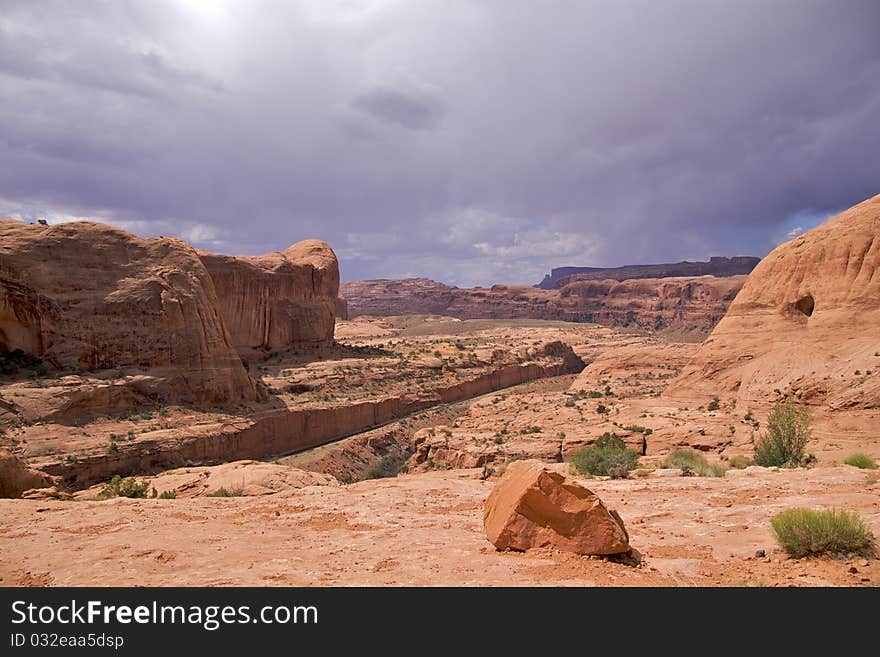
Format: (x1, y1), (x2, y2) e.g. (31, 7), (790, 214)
(3, 315), (878, 587)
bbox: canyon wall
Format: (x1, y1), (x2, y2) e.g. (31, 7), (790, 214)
(199, 239), (339, 354)
(41, 355), (584, 488)
(341, 274), (746, 334)
(0, 220), (257, 405)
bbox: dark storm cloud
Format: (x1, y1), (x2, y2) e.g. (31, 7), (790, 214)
(351, 83), (446, 130)
(1, 0), (878, 286)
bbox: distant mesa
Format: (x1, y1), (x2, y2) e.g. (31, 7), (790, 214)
(535, 256), (760, 289)
(669, 193), (880, 409)
(341, 270), (747, 335)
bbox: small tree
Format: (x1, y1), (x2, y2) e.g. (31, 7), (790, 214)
(753, 398), (811, 467)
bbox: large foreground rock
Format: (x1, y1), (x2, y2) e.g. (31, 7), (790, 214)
(0, 220), (258, 406)
(483, 460), (630, 555)
(199, 240), (339, 354)
(669, 193), (880, 409)
(0, 449), (55, 498)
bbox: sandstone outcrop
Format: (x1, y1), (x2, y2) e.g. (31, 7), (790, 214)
(341, 275), (745, 334)
(0, 220), (257, 406)
(483, 459), (631, 555)
(76, 460), (338, 500)
(669, 193), (880, 409)
(536, 256), (759, 289)
(0, 449), (55, 498)
(199, 239), (339, 354)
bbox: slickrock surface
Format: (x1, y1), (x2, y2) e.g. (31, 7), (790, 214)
(670, 193), (880, 409)
(341, 275), (745, 334)
(199, 239), (339, 355)
(0, 220), (257, 408)
(2, 465), (877, 587)
(75, 460), (338, 500)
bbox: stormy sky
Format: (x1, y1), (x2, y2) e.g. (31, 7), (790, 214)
(1, 1), (879, 286)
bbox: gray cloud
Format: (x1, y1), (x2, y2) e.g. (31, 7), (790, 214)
(1, 0), (878, 286)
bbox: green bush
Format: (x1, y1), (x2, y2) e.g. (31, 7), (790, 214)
(158, 490), (177, 499)
(753, 398), (811, 467)
(98, 475), (150, 499)
(843, 453), (878, 469)
(571, 442), (638, 479)
(664, 448), (726, 477)
(594, 432), (625, 450)
(771, 508), (875, 558)
(727, 455), (753, 469)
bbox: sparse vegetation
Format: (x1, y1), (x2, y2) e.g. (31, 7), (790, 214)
(365, 454), (406, 479)
(844, 453), (877, 470)
(207, 487), (245, 497)
(753, 398), (811, 467)
(570, 433), (638, 478)
(771, 508), (875, 558)
(727, 455), (753, 469)
(0, 349), (45, 376)
(664, 448), (726, 477)
(707, 397), (720, 411)
(98, 475), (150, 499)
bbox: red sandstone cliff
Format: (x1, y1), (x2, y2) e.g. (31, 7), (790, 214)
(0, 220), (257, 405)
(199, 239), (339, 354)
(340, 274), (745, 334)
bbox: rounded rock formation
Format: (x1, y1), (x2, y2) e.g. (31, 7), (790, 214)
(669, 193), (880, 409)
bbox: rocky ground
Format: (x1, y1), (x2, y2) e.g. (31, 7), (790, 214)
(2, 464), (877, 587)
(2, 315), (878, 587)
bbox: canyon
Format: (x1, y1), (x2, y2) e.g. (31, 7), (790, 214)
(2, 195), (879, 588)
(341, 274), (746, 335)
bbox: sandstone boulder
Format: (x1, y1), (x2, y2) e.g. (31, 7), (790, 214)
(669, 193), (880, 409)
(0, 449), (56, 498)
(0, 220), (258, 406)
(483, 459), (630, 555)
(199, 239), (339, 354)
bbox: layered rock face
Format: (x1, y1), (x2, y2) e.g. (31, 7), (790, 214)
(199, 239), (339, 354)
(341, 275), (745, 333)
(536, 256), (759, 289)
(670, 193), (880, 409)
(0, 449), (55, 498)
(483, 460), (631, 556)
(0, 220), (257, 405)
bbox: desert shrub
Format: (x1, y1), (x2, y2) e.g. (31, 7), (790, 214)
(0, 349), (44, 375)
(207, 487), (245, 497)
(663, 448), (726, 477)
(365, 454), (405, 479)
(594, 432), (625, 450)
(98, 475), (150, 499)
(771, 508), (875, 558)
(727, 455), (753, 469)
(844, 453), (878, 470)
(753, 398), (811, 467)
(707, 398), (721, 411)
(158, 490), (177, 499)
(571, 442), (638, 479)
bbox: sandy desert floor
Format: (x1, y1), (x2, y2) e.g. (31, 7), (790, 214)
(3, 317), (878, 587)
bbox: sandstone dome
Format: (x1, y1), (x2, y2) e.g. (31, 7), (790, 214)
(668, 193), (880, 409)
